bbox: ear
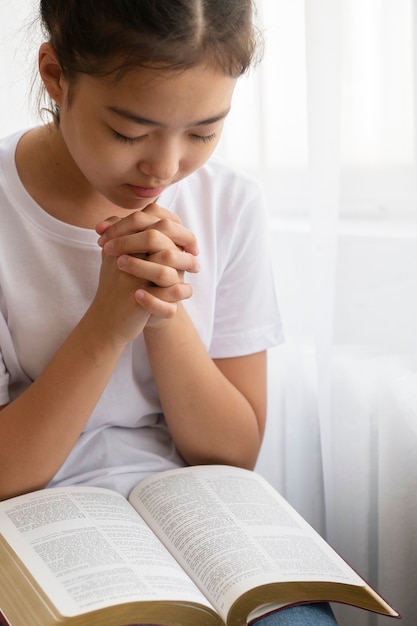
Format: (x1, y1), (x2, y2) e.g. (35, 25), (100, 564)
(38, 42), (67, 107)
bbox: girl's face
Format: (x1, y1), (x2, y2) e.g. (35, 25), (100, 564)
(54, 62), (236, 210)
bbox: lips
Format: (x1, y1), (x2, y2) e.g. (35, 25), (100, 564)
(127, 184), (166, 199)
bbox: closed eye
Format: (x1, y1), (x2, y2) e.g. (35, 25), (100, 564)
(190, 133), (217, 144)
(112, 130), (146, 145)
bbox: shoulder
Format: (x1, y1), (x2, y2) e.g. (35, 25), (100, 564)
(0, 129), (31, 189)
(0, 129), (28, 156)
(0, 131), (24, 204)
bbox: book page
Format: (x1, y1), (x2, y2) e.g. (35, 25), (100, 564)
(129, 465), (364, 620)
(0, 486), (214, 618)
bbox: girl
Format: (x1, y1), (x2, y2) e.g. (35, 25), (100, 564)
(0, 1), (337, 624)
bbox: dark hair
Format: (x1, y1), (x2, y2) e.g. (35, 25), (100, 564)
(40, 0), (262, 80)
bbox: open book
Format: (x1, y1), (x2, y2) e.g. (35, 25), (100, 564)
(0, 465), (399, 626)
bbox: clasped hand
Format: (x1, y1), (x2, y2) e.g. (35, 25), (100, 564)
(93, 203), (199, 345)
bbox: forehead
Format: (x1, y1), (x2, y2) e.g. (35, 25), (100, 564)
(75, 64), (237, 122)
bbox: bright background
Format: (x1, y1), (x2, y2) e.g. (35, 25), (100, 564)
(1, 2), (416, 625)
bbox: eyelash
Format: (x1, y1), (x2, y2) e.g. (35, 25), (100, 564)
(190, 133), (217, 144)
(112, 130), (217, 145)
(112, 131), (144, 145)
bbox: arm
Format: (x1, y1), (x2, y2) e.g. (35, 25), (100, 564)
(0, 210), (198, 501)
(144, 305), (266, 469)
(99, 207), (268, 469)
(99, 208), (267, 468)
(0, 307), (127, 500)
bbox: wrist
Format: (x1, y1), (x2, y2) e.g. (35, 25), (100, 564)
(144, 302), (184, 336)
(80, 306), (135, 356)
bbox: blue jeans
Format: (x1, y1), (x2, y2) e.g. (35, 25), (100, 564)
(138, 603), (338, 625)
(253, 602), (338, 625)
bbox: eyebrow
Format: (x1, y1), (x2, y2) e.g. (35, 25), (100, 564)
(106, 105), (230, 128)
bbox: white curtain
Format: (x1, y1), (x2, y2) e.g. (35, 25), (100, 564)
(246, 2), (417, 626)
(1, 2), (416, 625)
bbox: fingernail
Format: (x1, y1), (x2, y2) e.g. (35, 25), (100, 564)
(118, 255), (127, 269)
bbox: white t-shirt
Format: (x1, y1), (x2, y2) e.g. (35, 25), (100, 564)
(0, 130), (283, 496)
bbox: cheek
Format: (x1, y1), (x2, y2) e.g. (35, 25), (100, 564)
(183, 143), (218, 174)
(82, 140), (129, 179)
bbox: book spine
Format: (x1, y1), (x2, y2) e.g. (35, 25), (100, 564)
(0, 610), (12, 626)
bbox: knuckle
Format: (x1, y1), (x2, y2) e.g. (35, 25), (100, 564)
(171, 283), (192, 300)
(159, 248), (177, 265)
(158, 217), (173, 232)
(112, 237), (126, 254)
(145, 229), (163, 249)
(120, 254), (134, 272)
(144, 202), (159, 214)
(156, 265), (175, 286)
(165, 305), (177, 319)
(131, 211), (146, 228)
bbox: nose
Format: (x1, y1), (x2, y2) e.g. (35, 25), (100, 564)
(138, 138), (180, 182)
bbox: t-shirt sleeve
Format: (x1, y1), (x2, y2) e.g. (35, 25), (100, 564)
(0, 307), (30, 405)
(0, 350), (10, 405)
(209, 177), (283, 358)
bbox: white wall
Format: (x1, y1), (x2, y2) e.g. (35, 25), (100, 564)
(0, 0), (40, 136)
